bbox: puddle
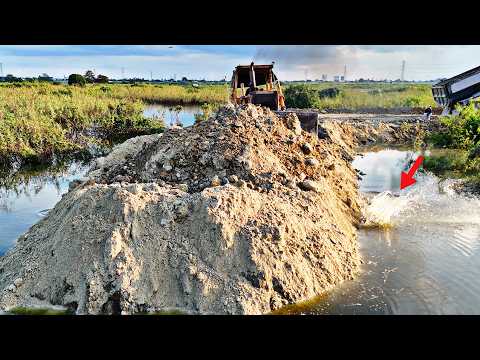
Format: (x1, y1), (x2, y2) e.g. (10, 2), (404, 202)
(143, 104), (202, 127)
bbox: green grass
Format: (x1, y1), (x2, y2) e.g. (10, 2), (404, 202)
(0, 82), (165, 167)
(6, 306), (73, 315)
(106, 83), (229, 105)
(0, 81), (439, 168)
(423, 103), (480, 191)
(283, 82), (436, 110)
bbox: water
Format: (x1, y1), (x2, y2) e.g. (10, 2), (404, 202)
(143, 104), (202, 127)
(280, 148), (480, 315)
(2, 147), (480, 314)
(0, 162), (90, 256)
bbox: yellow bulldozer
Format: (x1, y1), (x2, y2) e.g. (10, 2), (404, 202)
(230, 62), (286, 111)
(230, 62), (321, 135)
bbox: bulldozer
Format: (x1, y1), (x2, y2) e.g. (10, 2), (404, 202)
(230, 62), (321, 134)
(230, 62), (286, 111)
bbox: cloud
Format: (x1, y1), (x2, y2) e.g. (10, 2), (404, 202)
(253, 45), (480, 80)
(1, 45), (480, 81)
(254, 45), (359, 80)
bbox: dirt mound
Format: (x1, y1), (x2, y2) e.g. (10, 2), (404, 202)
(338, 119), (444, 146)
(0, 104), (362, 314)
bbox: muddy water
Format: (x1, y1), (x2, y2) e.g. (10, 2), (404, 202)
(0, 162), (90, 256)
(280, 148), (480, 315)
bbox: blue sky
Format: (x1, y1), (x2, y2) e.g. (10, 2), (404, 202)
(1, 45), (479, 81)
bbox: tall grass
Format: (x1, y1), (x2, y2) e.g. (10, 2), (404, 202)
(283, 83), (436, 110)
(0, 81), (439, 167)
(0, 83), (164, 167)
(106, 83), (229, 104)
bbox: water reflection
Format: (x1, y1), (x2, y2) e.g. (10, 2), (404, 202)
(143, 104), (202, 127)
(0, 161), (90, 255)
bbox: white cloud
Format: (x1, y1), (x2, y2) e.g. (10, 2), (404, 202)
(1, 45), (480, 81)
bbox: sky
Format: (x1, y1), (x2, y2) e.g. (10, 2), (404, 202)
(0, 45), (479, 81)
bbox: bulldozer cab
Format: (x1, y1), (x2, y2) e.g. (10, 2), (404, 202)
(230, 62), (286, 111)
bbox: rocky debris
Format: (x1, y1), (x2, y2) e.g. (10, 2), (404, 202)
(333, 118), (445, 146)
(284, 113), (302, 136)
(301, 143), (313, 154)
(228, 175), (239, 184)
(0, 104), (362, 315)
(305, 157), (319, 167)
(210, 176), (221, 187)
(298, 180), (321, 192)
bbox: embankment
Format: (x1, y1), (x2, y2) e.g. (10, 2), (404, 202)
(321, 114), (444, 146)
(0, 104), (363, 314)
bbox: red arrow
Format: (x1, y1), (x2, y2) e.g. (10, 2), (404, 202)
(400, 155), (424, 190)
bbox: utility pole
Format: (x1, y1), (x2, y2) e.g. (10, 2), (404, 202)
(150, 71), (153, 82)
(121, 67), (125, 79)
(401, 60), (405, 81)
(344, 65), (347, 81)
(0, 63), (3, 77)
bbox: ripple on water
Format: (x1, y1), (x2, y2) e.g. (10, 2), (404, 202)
(285, 148), (480, 315)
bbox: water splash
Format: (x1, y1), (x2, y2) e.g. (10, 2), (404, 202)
(362, 172), (480, 229)
(362, 191), (412, 228)
(288, 148), (480, 314)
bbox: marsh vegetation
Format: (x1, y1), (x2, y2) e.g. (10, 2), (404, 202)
(0, 81), (440, 170)
(423, 102), (480, 190)
(283, 83), (437, 110)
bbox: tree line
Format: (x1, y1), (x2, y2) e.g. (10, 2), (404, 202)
(68, 70), (109, 86)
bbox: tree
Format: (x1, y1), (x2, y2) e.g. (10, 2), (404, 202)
(181, 76), (188, 82)
(5, 74), (21, 82)
(38, 73), (53, 82)
(68, 74), (86, 86)
(95, 74), (109, 83)
(84, 70), (95, 83)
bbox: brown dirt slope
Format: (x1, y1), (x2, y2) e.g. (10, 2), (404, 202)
(0, 104), (362, 314)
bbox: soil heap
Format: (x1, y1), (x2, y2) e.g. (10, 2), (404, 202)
(0, 104), (362, 314)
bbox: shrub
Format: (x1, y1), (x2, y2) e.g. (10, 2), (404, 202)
(68, 74), (86, 86)
(318, 87), (342, 98)
(284, 84), (318, 108)
(95, 74), (109, 84)
(433, 103), (480, 149)
(424, 103), (480, 188)
(403, 96), (421, 107)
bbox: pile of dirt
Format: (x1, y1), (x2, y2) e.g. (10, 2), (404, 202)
(0, 104), (362, 314)
(338, 118), (445, 146)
